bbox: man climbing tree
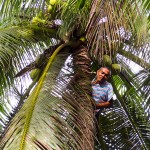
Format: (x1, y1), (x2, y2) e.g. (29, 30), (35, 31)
(92, 67), (113, 114)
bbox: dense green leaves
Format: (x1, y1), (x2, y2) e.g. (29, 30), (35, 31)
(0, 25), (57, 96)
(0, 0), (46, 22)
(0, 0), (150, 150)
(86, 0), (150, 66)
(0, 49), (95, 150)
(112, 75), (150, 149)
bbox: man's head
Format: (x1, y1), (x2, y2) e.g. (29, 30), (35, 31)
(96, 67), (111, 83)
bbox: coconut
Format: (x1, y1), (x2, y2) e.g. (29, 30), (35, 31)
(103, 55), (112, 66)
(50, 0), (56, 5)
(30, 69), (41, 80)
(48, 5), (52, 12)
(112, 64), (121, 74)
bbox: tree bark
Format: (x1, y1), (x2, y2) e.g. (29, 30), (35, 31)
(72, 45), (95, 150)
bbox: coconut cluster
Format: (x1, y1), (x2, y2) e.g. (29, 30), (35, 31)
(103, 55), (121, 75)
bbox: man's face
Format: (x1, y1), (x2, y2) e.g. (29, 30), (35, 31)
(96, 68), (110, 82)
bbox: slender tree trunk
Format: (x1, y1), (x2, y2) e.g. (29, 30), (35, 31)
(72, 45), (95, 150)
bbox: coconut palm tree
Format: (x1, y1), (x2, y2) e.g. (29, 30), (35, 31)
(0, 0), (150, 149)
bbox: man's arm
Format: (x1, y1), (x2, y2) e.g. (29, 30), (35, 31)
(96, 99), (113, 109)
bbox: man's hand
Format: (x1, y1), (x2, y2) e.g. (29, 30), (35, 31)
(92, 78), (101, 84)
(96, 100), (113, 109)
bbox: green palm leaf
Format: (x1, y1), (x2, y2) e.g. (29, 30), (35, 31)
(1, 49), (70, 149)
(0, 46), (94, 150)
(86, 0), (150, 63)
(0, 25), (58, 96)
(110, 75), (150, 149)
(59, 0), (92, 38)
(0, 0), (46, 22)
(133, 69), (150, 104)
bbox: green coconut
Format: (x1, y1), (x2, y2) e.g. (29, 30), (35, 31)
(103, 55), (112, 66)
(30, 69), (41, 80)
(48, 5), (53, 12)
(50, 0), (56, 5)
(112, 64), (121, 74)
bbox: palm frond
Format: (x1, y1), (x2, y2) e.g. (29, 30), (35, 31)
(110, 74), (150, 149)
(0, 0), (46, 22)
(86, 0), (150, 63)
(116, 55), (149, 105)
(96, 107), (143, 149)
(133, 69), (150, 104)
(59, 0), (92, 38)
(118, 47), (150, 69)
(0, 25), (58, 97)
(0, 47), (95, 150)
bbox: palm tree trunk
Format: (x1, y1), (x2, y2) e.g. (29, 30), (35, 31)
(72, 45), (95, 150)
